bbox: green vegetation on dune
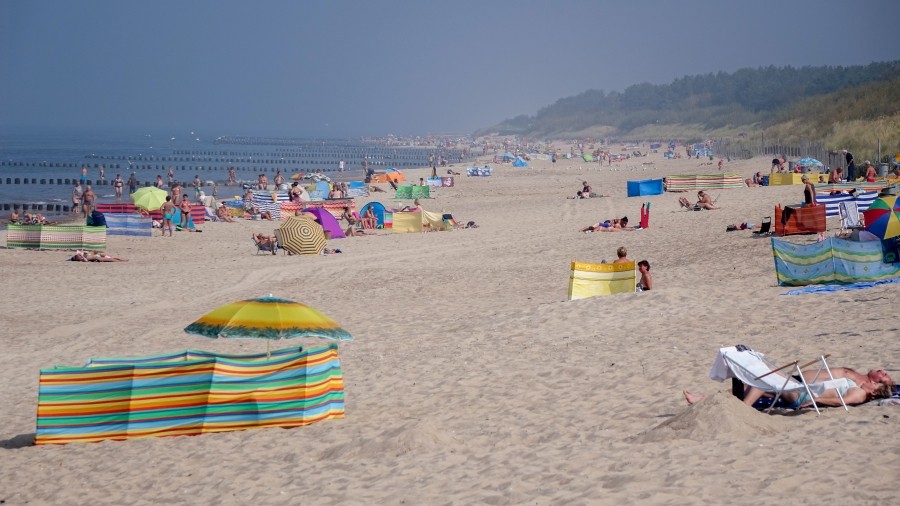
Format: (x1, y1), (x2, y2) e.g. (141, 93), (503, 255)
(479, 62), (900, 149)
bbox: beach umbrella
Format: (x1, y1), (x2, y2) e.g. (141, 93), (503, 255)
(131, 186), (168, 210)
(184, 295), (352, 355)
(278, 215), (326, 255)
(796, 157), (824, 168)
(863, 195), (900, 240)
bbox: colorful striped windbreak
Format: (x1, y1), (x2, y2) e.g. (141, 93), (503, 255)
(772, 237), (900, 286)
(35, 344), (345, 445)
(6, 224), (107, 251)
(664, 173), (744, 191)
(568, 261), (636, 300)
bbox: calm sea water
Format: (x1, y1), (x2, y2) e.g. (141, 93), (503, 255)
(0, 127), (446, 212)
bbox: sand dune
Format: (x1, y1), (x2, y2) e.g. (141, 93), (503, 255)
(1, 152), (898, 505)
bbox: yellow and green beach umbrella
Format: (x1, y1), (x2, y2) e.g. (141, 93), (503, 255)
(184, 295), (352, 343)
(863, 195), (900, 240)
(131, 186), (168, 211)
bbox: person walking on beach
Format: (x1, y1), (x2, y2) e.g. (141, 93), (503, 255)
(127, 173), (137, 194)
(72, 182), (83, 215)
(161, 196), (175, 237)
(113, 174), (124, 199)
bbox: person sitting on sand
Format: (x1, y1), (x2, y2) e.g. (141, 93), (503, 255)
(581, 216), (630, 232)
(400, 199), (423, 212)
(612, 246), (630, 264)
(341, 206), (360, 227)
(216, 203), (235, 223)
(680, 191), (719, 210)
(361, 207), (377, 229)
(567, 181), (594, 199)
(637, 260), (652, 291)
(9, 209), (20, 223)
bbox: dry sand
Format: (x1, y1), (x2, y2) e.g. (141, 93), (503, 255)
(1, 152), (898, 505)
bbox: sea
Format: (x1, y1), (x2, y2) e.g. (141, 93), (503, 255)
(0, 126), (465, 214)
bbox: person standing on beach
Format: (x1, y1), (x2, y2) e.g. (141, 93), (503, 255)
(155, 175), (164, 188)
(98, 165), (105, 183)
(161, 196), (175, 237)
(844, 150), (856, 182)
(864, 161), (877, 182)
(113, 174), (124, 199)
(82, 185), (95, 215)
(167, 167), (175, 186)
(128, 173), (137, 194)
(274, 170), (284, 188)
(171, 183), (183, 205)
(192, 175), (202, 195)
(72, 182), (83, 215)
(339, 160), (345, 173)
(179, 195), (192, 230)
(80, 165), (88, 185)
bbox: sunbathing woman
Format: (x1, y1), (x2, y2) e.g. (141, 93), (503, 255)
(581, 216), (630, 232)
(253, 233), (278, 254)
(70, 251), (128, 262)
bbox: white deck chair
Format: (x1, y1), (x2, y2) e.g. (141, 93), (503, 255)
(838, 201), (863, 233)
(709, 346), (849, 414)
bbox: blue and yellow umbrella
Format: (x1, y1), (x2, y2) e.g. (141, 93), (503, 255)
(184, 296), (352, 345)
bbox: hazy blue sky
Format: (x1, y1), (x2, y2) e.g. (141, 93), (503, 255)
(2, 0), (898, 137)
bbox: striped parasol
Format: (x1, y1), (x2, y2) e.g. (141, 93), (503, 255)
(278, 215), (326, 255)
(863, 195), (900, 240)
(184, 295), (352, 342)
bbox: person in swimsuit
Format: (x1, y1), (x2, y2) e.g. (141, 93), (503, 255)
(581, 216), (630, 232)
(72, 182), (83, 215)
(864, 161), (877, 182)
(637, 260), (652, 291)
(161, 196), (175, 236)
(802, 175), (817, 206)
(179, 195), (192, 229)
(113, 174), (124, 199)
(127, 173), (137, 194)
(70, 251), (128, 262)
(684, 365), (893, 408)
(81, 185), (95, 215)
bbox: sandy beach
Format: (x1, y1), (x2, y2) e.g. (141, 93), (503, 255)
(1, 151), (898, 505)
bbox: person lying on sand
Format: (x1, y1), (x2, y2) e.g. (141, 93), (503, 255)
(684, 367), (893, 409)
(581, 216), (632, 232)
(70, 251), (128, 262)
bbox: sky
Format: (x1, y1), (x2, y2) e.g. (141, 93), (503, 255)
(2, 0), (899, 138)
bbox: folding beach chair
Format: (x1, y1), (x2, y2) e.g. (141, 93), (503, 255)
(838, 201), (864, 233)
(709, 346), (849, 415)
(252, 235), (277, 255)
(752, 217), (772, 235)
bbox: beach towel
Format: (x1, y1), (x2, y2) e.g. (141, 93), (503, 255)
(346, 181), (369, 198)
(35, 344), (345, 445)
(567, 261), (636, 300)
